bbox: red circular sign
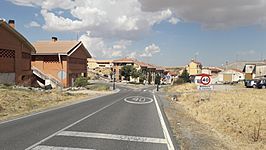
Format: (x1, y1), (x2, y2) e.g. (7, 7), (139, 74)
(200, 75), (211, 85)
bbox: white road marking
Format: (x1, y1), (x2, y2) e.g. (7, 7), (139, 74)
(31, 145), (95, 150)
(124, 96), (154, 105)
(58, 131), (167, 144)
(25, 98), (123, 150)
(153, 92), (175, 150)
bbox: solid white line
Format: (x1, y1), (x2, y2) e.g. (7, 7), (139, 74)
(58, 131), (167, 144)
(25, 98), (122, 150)
(31, 145), (95, 150)
(153, 93), (175, 150)
(0, 89), (120, 125)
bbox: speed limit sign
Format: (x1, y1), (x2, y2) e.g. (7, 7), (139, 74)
(200, 75), (211, 85)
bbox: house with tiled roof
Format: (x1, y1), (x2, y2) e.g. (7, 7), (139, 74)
(31, 37), (92, 87)
(112, 57), (165, 84)
(186, 59), (203, 76)
(0, 20), (36, 86)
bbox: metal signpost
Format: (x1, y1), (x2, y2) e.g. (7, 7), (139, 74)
(197, 74), (213, 100)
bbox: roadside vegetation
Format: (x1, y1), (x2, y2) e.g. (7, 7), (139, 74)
(164, 83), (266, 149)
(0, 81), (111, 121)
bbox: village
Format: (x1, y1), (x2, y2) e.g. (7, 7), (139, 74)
(1, 19), (266, 89)
(1, 18), (266, 150)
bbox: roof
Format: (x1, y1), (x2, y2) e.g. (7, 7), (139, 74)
(33, 40), (91, 57)
(96, 60), (113, 63)
(0, 20), (36, 53)
(112, 57), (135, 63)
(194, 73), (212, 76)
(190, 60), (202, 65)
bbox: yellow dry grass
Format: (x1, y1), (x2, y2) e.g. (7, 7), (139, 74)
(0, 88), (91, 121)
(165, 84), (266, 150)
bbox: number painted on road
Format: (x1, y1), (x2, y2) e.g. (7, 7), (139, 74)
(124, 96), (154, 105)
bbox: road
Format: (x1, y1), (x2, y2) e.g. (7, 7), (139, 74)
(0, 87), (176, 150)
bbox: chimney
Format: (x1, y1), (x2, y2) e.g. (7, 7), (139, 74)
(8, 20), (15, 29)
(52, 37), (58, 42)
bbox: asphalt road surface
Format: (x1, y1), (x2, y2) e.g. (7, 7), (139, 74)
(0, 87), (176, 150)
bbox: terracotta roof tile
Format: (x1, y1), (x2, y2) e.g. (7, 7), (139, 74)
(33, 40), (80, 54)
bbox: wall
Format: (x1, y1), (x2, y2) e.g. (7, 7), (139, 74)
(67, 44), (89, 87)
(32, 55), (68, 87)
(0, 73), (15, 84)
(187, 62), (202, 76)
(0, 24), (33, 85)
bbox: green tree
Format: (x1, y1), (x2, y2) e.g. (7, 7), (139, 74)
(120, 65), (139, 81)
(138, 70), (146, 84)
(74, 76), (88, 87)
(179, 69), (190, 82)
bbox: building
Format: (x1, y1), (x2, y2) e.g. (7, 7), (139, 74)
(218, 69), (244, 83)
(187, 59), (202, 76)
(243, 63), (266, 80)
(0, 20), (36, 85)
(96, 60), (113, 68)
(87, 58), (98, 70)
(112, 57), (136, 81)
(111, 57), (164, 84)
(224, 60), (266, 71)
(32, 38), (92, 87)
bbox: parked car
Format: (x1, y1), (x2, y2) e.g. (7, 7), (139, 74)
(245, 80), (258, 88)
(256, 79), (266, 89)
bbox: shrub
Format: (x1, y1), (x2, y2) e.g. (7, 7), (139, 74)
(173, 78), (185, 85)
(74, 76), (88, 87)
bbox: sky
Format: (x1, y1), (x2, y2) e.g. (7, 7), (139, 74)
(1, 0), (266, 67)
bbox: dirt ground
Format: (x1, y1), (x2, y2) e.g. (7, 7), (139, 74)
(164, 83), (266, 150)
(0, 85), (112, 121)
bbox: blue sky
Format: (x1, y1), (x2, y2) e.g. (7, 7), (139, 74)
(1, 0), (266, 67)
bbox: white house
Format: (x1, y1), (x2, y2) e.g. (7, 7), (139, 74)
(218, 69), (244, 83)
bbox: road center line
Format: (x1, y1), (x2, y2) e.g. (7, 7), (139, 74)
(25, 97), (124, 150)
(31, 145), (95, 150)
(153, 92), (175, 150)
(58, 131), (167, 144)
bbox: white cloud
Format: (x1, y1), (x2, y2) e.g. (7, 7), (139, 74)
(140, 43), (160, 57)
(9, 0), (174, 38)
(79, 32), (123, 58)
(169, 17), (179, 24)
(139, 0), (266, 29)
(112, 40), (132, 50)
(25, 21), (41, 28)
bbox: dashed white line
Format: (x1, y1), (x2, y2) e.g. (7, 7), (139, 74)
(58, 131), (167, 144)
(153, 93), (175, 150)
(31, 145), (95, 150)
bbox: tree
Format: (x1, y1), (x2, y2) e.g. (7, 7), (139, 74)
(138, 70), (146, 84)
(179, 69), (190, 82)
(120, 65), (139, 81)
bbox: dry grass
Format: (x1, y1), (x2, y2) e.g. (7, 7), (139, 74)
(0, 87), (101, 121)
(165, 84), (266, 150)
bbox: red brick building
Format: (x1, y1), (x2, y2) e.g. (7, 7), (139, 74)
(0, 20), (36, 85)
(32, 38), (91, 87)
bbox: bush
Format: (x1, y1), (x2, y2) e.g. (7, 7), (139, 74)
(173, 78), (185, 85)
(74, 76), (88, 87)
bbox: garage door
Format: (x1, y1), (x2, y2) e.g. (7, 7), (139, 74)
(223, 74), (232, 82)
